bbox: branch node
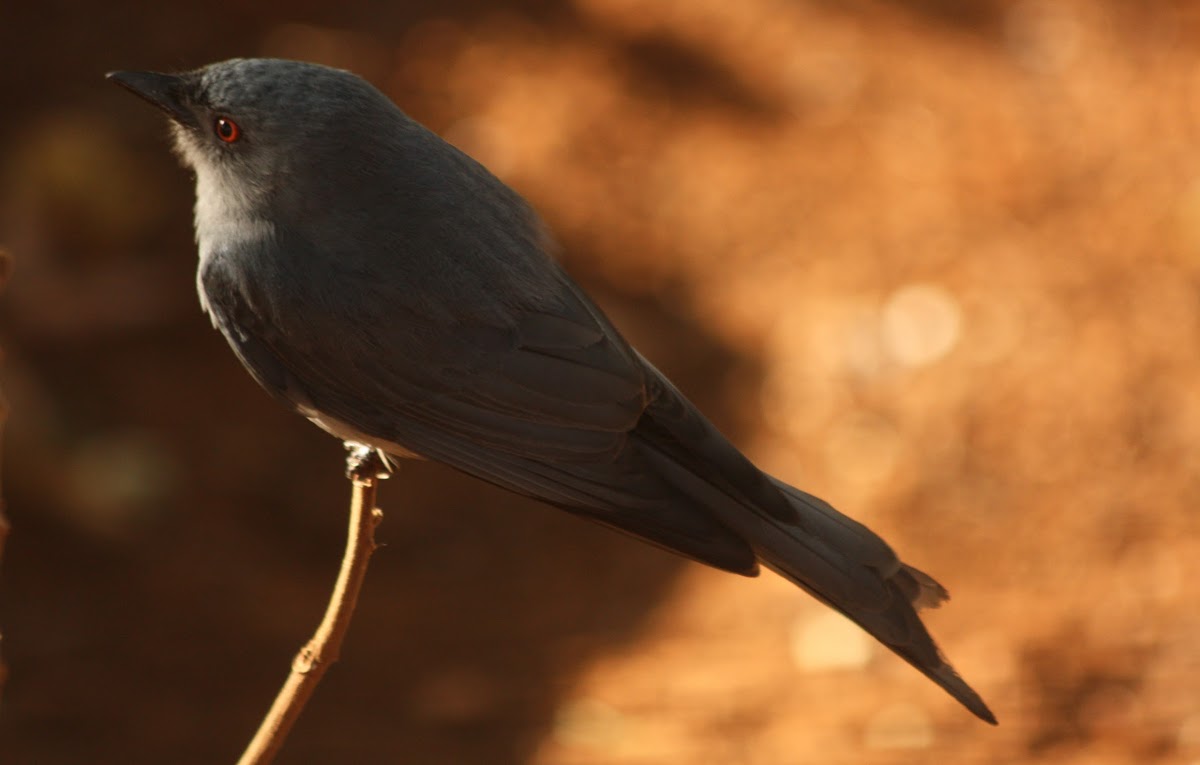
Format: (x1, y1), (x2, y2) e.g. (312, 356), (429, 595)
(291, 646), (319, 674)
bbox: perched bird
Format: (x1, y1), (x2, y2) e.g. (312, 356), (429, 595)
(109, 58), (994, 724)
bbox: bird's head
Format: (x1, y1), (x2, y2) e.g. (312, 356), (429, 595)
(108, 58), (407, 248)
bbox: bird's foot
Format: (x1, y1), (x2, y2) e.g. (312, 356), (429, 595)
(344, 441), (393, 482)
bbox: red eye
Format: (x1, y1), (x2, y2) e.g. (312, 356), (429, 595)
(214, 116), (240, 143)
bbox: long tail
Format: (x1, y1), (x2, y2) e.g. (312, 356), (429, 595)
(633, 363), (995, 723)
(634, 416), (995, 723)
(758, 479), (996, 724)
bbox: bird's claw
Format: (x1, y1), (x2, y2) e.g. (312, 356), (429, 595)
(344, 442), (392, 482)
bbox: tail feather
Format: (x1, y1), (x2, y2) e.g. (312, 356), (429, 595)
(895, 561), (950, 610)
(761, 556), (995, 725)
(752, 484), (996, 725)
(635, 433), (996, 724)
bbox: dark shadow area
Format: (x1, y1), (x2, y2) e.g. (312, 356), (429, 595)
(873, 0), (1008, 32)
(616, 33), (788, 120)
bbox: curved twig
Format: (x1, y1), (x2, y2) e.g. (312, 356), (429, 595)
(237, 445), (388, 765)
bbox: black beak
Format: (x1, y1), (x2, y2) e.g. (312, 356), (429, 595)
(107, 70), (198, 129)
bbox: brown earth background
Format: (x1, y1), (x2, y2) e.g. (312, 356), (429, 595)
(3, 1), (1200, 763)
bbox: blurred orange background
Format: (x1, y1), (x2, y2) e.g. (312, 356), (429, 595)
(3, 1), (1200, 763)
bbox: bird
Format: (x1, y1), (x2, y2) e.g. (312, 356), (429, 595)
(108, 58), (995, 724)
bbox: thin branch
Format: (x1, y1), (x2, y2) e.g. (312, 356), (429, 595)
(237, 444), (389, 765)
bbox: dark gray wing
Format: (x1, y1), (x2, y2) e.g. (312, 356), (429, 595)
(199, 249), (759, 575)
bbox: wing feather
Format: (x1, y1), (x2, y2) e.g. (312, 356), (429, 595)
(199, 249), (758, 574)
